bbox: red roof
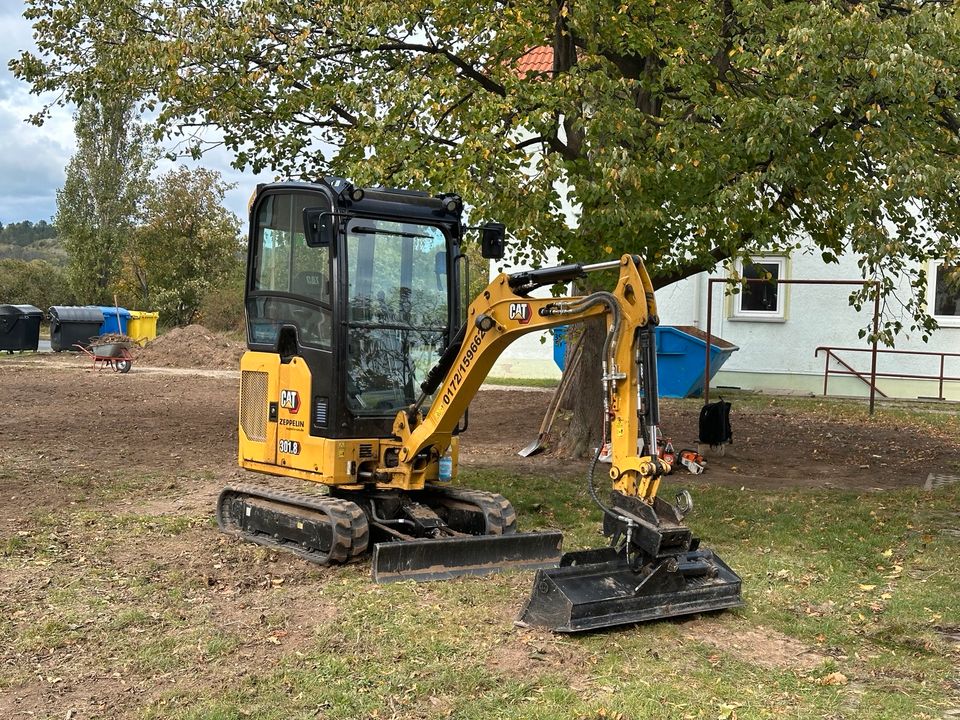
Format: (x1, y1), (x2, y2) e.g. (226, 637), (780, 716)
(515, 46), (553, 76)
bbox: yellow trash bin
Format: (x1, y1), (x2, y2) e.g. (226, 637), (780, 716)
(127, 311), (159, 346)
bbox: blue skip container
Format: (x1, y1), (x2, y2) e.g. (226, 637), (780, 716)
(94, 306), (132, 335)
(654, 325), (738, 398)
(553, 325), (738, 399)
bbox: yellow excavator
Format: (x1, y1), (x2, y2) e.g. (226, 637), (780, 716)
(218, 178), (741, 632)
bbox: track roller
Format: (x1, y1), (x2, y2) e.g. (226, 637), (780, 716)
(217, 483), (369, 565)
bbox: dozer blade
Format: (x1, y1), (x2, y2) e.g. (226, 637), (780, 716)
(372, 531), (564, 583)
(518, 546), (743, 633)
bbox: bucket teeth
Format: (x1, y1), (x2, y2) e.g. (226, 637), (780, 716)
(518, 546), (743, 633)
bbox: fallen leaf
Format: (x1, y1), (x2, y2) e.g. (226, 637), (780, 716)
(858, 584), (876, 591)
(820, 672), (848, 686)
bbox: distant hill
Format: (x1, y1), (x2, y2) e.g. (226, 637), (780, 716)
(0, 220), (67, 265)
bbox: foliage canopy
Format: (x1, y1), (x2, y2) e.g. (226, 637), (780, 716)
(54, 96), (156, 304)
(14, 0), (960, 340)
(127, 166), (242, 326)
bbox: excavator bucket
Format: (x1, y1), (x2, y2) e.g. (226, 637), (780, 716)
(517, 546), (743, 633)
(372, 531), (564, 583)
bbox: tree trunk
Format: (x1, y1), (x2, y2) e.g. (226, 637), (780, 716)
(556, 318), (606, 458)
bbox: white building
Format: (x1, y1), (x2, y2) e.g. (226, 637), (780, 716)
(491, 248), (960, 401)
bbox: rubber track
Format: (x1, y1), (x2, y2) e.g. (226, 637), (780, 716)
(217, 483), (369, 565)
(425, 485), (518, 535)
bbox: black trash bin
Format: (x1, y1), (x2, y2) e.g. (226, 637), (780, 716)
(0, 304), (43, 352)
(49, 306), (104, 351)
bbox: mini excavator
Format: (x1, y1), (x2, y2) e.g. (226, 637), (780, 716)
(218, 178), (742, 632)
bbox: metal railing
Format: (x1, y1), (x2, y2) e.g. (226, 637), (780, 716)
(815, 346), (960, 401)
(705, 278), (882, 413)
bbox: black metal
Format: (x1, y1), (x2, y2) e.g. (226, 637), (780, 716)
(639, 326), (660, 429)
(216, 483), (369, 565)
(481, 222), (506, 260)
(49, 306), (104, 351)
(371, 531), (564, 583)
(420, 322), (468, 395)
(517, 545), (743, 632)
(508, 263), (587, 296)
(236, 497), (335, 552)
(0, 304), (42, 352)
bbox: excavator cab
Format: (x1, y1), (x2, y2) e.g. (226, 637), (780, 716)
(244, 180), (463, 440)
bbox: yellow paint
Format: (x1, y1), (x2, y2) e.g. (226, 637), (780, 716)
(238, 255), (667, 504)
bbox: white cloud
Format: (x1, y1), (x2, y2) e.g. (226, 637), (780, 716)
(1, 3), (273, 224)
(0, 5), (76, 222)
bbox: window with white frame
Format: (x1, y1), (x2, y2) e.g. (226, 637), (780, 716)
(930, 261), (960, 327)
(731, 256), (787, 321)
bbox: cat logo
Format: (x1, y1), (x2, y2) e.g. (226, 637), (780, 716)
(279, 389), (300, 414)
(508, 302), (532, 324)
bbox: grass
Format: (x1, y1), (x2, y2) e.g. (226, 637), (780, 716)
(485, 376), (560, 388)
(707, 390), (960, 436)
(2, 450), (959, 717)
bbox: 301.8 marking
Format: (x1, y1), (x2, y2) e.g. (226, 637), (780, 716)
(279, 439), (301, 455)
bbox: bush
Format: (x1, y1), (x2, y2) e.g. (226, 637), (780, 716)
(197, 262), (245, 332)
(0, 259), (75, 310)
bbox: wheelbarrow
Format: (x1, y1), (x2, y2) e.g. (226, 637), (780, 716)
(76, 339), (134, 373)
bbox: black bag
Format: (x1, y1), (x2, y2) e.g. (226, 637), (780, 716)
(699, 399), (732, 446)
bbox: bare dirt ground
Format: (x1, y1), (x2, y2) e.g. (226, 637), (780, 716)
(1, 357), (957, 718)
(1, 356), (956, 529)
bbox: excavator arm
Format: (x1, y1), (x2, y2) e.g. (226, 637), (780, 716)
(385, 254), (742, 632)
(391, 255), (668, 502)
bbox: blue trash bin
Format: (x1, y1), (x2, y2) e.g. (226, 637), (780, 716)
(552, 323), (737, 398)
(654, 325), (738, 398)
(553, 326), (568, 370)
(93, 306), (131, 335)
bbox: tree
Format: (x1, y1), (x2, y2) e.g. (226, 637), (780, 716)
(0, 259), (75, 310)
(14, 0), (960, 452)
(0, 220), (57, 246)
(128, 166), (242, 326)
(55, 96), (155, 304)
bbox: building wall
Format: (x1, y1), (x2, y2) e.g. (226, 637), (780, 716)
(486, 247), (563, 379)
(488, 245), (960, 399)
(655, 249), (960, 400)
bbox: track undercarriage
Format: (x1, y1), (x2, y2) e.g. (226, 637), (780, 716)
(216, 483), (563, 583)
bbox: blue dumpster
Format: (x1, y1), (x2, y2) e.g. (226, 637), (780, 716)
(552, 327), (567, 370)
(94, 306), (131, 335)
(552, 324), (737, 398)
(655, 325), (738, 398)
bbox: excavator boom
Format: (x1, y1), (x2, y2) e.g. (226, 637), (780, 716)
(373, 253), (742, 629)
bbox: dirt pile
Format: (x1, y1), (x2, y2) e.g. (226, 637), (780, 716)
(136, 324), (244, 369)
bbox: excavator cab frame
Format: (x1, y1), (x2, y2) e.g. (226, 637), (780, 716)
(244, 180), (466, 441)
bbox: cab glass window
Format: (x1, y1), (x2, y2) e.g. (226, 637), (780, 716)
(249, 192), (332, 348)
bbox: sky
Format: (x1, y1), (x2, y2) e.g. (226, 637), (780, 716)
(0, 3), (270, 225)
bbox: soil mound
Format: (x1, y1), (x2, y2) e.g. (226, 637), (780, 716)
(137, 324), (244, 370)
